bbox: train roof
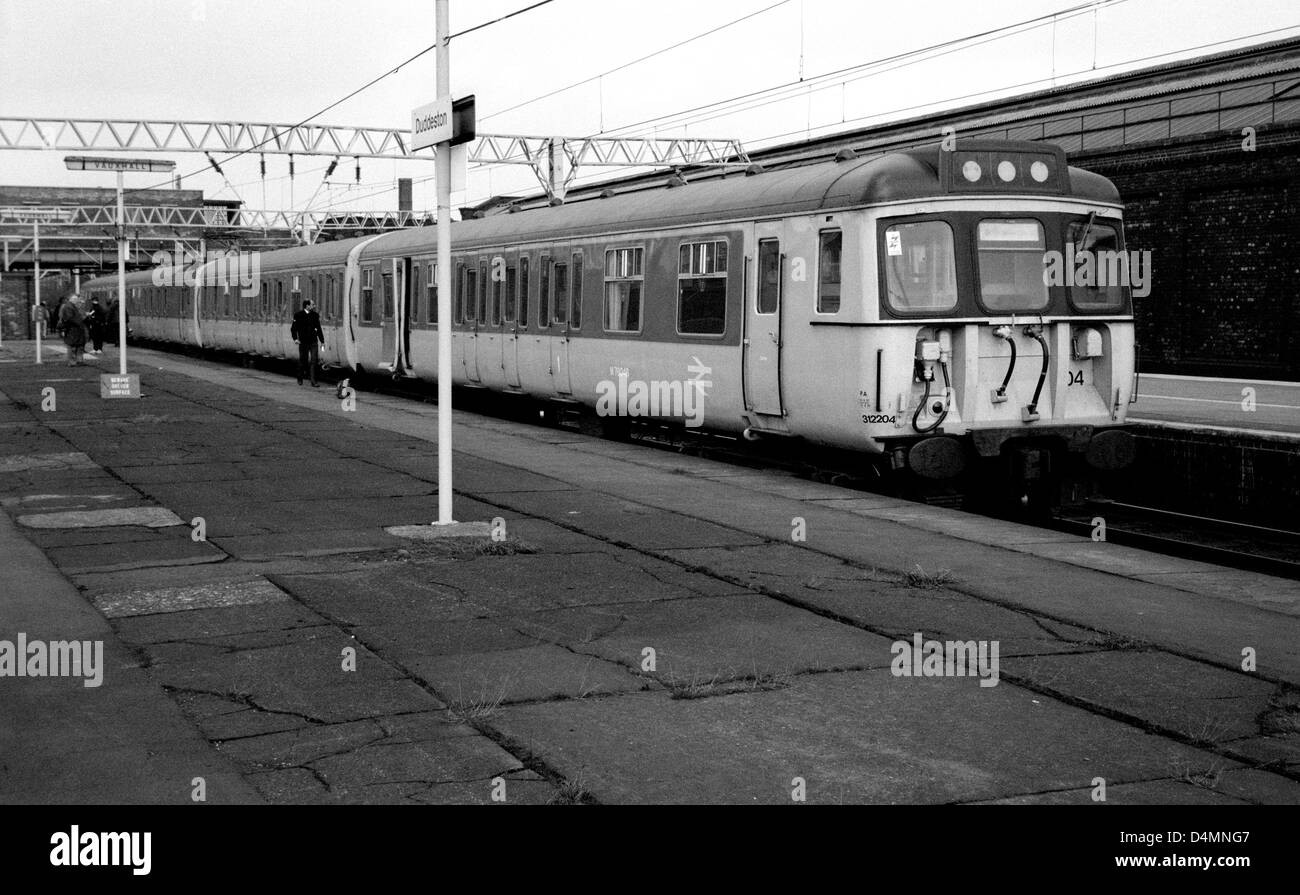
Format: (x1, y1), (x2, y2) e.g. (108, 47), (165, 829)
(362, 139), (1120, 256)
(84, 140), (1121, 287)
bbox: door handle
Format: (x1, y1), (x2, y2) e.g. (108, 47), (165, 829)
(769, 331), (778, 343)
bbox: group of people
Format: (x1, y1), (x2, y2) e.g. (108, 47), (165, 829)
(46, 294), (117, 366)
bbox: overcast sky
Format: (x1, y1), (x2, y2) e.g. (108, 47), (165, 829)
(1, 0), (1297, 211)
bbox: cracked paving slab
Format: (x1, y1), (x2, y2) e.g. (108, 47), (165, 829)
(1002, 650), (1300, 764)
(144, 626), (439, 727)
(217, 711), (551, 804)
(661, 543), (1114, 656)
(492, 668), (1245, 804)
(510, 593), (898, 684)
(93, 576), (293, 618)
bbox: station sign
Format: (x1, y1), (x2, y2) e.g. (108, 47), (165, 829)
(410, 95), (476, 152)
(100, 373), (141, 399)
(412, 99), (453, 150)
(64, 156), (177, 173)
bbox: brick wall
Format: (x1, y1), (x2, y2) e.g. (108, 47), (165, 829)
(1077, 122), (1300, 380)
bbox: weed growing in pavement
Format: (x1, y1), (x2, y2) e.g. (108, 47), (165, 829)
(547, 773), (593, 805)
(664, 668), (792, 700)
(902, 564), (956, 589)
(446, 682), (510, 723)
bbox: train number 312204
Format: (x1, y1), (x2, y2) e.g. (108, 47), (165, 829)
(862, 414), (897, 424)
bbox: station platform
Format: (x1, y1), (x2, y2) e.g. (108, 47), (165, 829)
(1131, 373), (1300, 439)
(2, 339), (1298, 805)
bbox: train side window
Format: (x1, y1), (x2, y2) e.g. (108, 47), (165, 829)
(362, 268), (375, 322)
(477, 261), (489, 324)
(817, 231), (842, 314)
(552, 261), (568, 326)
(1065, 220), (1125, 311)
(426, 263), (438, 324)
(538, 257), (551, 328)
(677, 239), (727, 336)
(882, 220), (958, 314)
(410, 264), (420, 325)
(571, 253), (583, 330)
(976, 218), (1048, 312)
(454, 263), (465, 323)
(518, 256), (530, 329)
(492, 262), (503, 326)
(464, 265), (479, 323)
(504, 264), (516, 323)
(757, 239), (780, 314)
(382, 271), (394, 320)
(604, 246), (643, 333)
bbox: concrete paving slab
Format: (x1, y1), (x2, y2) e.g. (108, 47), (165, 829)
(495, 490), (768, 550)
(411, 643), (648, 704)
(47, 535), (226, 574)
(515, 593), (896, 683)
(144, 628), (439, 725)
(16, 506), (184, 529)
(1001, 650), (1279, 744)
(92, 577), (292, 619)
(493, 670), (1227, 804)
(1130, 570), (1300, 615)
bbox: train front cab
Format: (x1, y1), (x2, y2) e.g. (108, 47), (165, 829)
(864, 144), (1138, 508)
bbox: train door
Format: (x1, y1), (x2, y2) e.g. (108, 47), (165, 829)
(401, 257), (414, 372)
(744, 221), (785, 416)
(502, 254), (522, 388)
(380, 261), (397, 369)
(548, 247), (574, 395)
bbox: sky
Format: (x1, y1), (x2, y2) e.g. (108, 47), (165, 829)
(1, 0), (1297, 213)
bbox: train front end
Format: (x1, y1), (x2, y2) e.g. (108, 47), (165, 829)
(860, 142), (1138, 505)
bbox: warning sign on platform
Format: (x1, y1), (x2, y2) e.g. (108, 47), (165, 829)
(100, 374), (141, 399)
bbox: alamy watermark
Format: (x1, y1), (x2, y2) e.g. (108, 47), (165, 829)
(151, 247), (260, 297)
(891, 632), (1000, 687)
(1042, 242), (1152, 298)
(0, 633), (103, 687)
(595, 358), (713, 428)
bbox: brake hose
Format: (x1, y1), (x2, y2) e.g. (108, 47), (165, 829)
(912, 360), (951, 433)
(1025, 328), (1049, 416)
(994, 330), (1017, 400)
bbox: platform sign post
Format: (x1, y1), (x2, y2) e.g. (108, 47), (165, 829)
(65, 155), (175, 395)
(434, 0), (455, 525)
(33, 221), (40, 364)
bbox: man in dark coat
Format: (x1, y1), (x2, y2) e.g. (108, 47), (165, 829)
(290, 299), (324, 386)
(86, 298), (106, 352)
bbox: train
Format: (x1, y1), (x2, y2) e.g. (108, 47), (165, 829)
(84, 139), (1138, 503)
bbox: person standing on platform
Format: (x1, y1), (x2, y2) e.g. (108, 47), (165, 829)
(291, 298), (324, 387)
(58, 294), (88, 366)
(86, 297), (106, 354)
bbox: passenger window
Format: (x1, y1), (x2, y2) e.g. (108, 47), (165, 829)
(505, 265), (517, 323)
(817, 231), (841, 314)
(571, 253), (582, 330)
(604, 247), (643, 333)
(478, 261), (488, 324)
(977, 218), (1049, 312)
(677, 239), (727, 335)
(464, 266), (478, 323)
(426, 263), (437, 324)
(757, 240), (780, 314)
(454, 263), (465, 323)
(553, 262), (568, 326)
(382, 272), (394, 319)
(492, 263), (503, 326)
(882, 220), (958, 314)
(362, 268), (374, 322)
(538, 258), (550, 328)
(519, 256), (530, 328)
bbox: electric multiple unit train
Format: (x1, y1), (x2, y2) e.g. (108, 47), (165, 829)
(84, 140), (1138, 495)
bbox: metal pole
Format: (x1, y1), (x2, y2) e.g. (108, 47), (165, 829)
(117, 169), (127, 375)
(435, 0), (454, 525)
(34, 221), (41, 364)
